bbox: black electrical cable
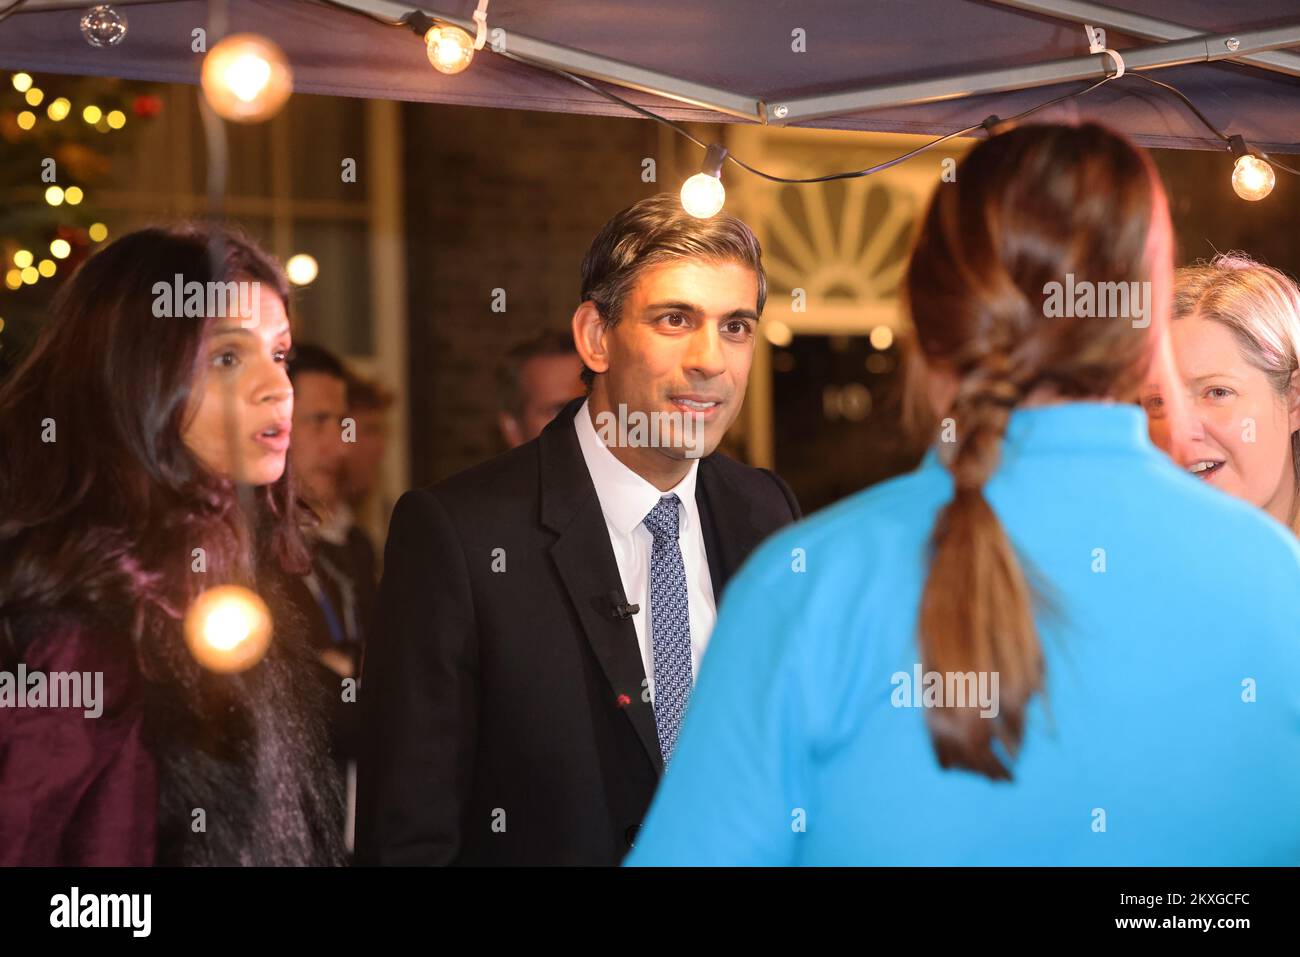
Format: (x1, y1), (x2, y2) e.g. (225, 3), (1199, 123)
(1123, 72), (1231, 144)
(332, 1), (1300, 185)
(1262, 152), (1300, 176)
(500, 49), (1123, 184)
(1123, 71), (1299, 178)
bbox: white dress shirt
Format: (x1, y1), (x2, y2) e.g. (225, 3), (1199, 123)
(573, 400), (717, 702)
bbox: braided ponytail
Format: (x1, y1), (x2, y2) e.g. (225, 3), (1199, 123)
(906, 123), (1167, 777)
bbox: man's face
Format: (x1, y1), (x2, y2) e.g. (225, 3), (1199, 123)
(290, 371), (348, 508)
(501, 352), (584, 447)
(593, 259), (759, 464)
(343, 406), (390, 501)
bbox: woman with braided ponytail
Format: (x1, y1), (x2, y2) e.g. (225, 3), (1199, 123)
(628, 122), (1300, 866)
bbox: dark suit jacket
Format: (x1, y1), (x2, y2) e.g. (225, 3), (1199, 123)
(355, 398), (800, 865)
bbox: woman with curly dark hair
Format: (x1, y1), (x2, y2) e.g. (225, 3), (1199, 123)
(0, 224), (344, 865)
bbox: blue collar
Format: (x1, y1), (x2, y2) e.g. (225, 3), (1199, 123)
(921, 401), (1156, 470)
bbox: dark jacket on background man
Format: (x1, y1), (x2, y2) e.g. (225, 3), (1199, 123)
(356, 397), (800, 865)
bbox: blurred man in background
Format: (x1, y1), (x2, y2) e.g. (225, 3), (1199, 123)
(497, 329), (585, 448)
(287, 343), (379, 855)
(288, 344), (378, 664)
(342, 371), (395, 562)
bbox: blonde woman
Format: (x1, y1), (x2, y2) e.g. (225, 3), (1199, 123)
(1144, 254), (1300, 534)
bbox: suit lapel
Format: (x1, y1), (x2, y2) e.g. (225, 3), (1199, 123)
(539, 399), (664, 776)
(696, 456), (770, 602)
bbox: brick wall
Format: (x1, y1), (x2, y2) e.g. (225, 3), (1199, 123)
(401, 102), (715, 486)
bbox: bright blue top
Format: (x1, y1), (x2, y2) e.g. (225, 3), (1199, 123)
(626, 402), (1300, 866)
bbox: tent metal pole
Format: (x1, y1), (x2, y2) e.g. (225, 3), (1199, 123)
(764, 21), (1300, 125)
(985, 0), (1300, 79)
(325, 0), (766, 121)
(5, 0), (162, 7)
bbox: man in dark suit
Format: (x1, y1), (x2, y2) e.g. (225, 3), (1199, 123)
(356, 193), (800, 865)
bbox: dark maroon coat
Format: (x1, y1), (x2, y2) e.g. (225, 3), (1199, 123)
(0, 615), (156, 865)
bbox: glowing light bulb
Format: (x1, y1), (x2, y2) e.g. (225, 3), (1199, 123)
(4, 269), (21, 290)
(64, 186), (84, 205)
(424, 24), (475, 74)
(12, 73), (32, 93)
(201, 33), (293, 123)
(106, 109), (125, 129)
(680, 143), (729, 218)
(1232, 154), (1275, 201)
(183, 585), (273, 674)
(82, 105), (102, 124)
(25, 87), (44, 107)
(47, 97), (71, 121)
(20, 267), (38, 285)
(37, 259), (55, 278)
(88, 222), (108, 242)
(285, 253), (318, 285)
(44, 186), (64, 206)
(869, 325), (895, 350)
(680, 172), (726, 218)
(16, 111), (35, 130)
(13, 249), (33, 268)
(764, 320), (793, 347)
(50, 239), (71, 259)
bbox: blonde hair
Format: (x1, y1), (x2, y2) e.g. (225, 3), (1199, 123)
(1173, 253), (1300, 489)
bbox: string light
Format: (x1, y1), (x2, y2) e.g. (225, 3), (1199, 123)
(16, 111), (35, 130)
(375, 4), (1300, 210)
(680, 143), (728, 218)
(764, 320), (793, 347)
(424, 24), (475, 74)
(1232, 155), (1276, 201)
(407, 2), (489, 75)
(285, 253), (318, 285)
(46, 97), (71, 121)
(11, 72), (32, 93)
(4, 270), (21, 290)
(1229, 135), (1275, 201)
(520, 40), (1297, 209)
(80, 4), (129, 48)
(36, 259), (55, 278)
(82, 104), (102, 124)
(1125, 75), (1289, 203)
(88, 223), (108, 242)
(106, 109), (126, 129)
(12, 250), (32, 268)
(44, 186), (64, 206)
(24, 87), (43, 107)
(183, 584), (274, 674)
(201, 33), (294, 123)
(64, 186), (84, 205)
(49, 239), (70, 259)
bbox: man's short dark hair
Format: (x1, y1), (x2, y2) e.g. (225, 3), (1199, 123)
(288, 343), (346, 385)
(345, 371), (395, 412)
(498, 329), (579, 416)
(578, 193), (766, 386)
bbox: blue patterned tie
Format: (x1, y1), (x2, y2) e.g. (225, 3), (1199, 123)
(643, 494), (693, 764)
